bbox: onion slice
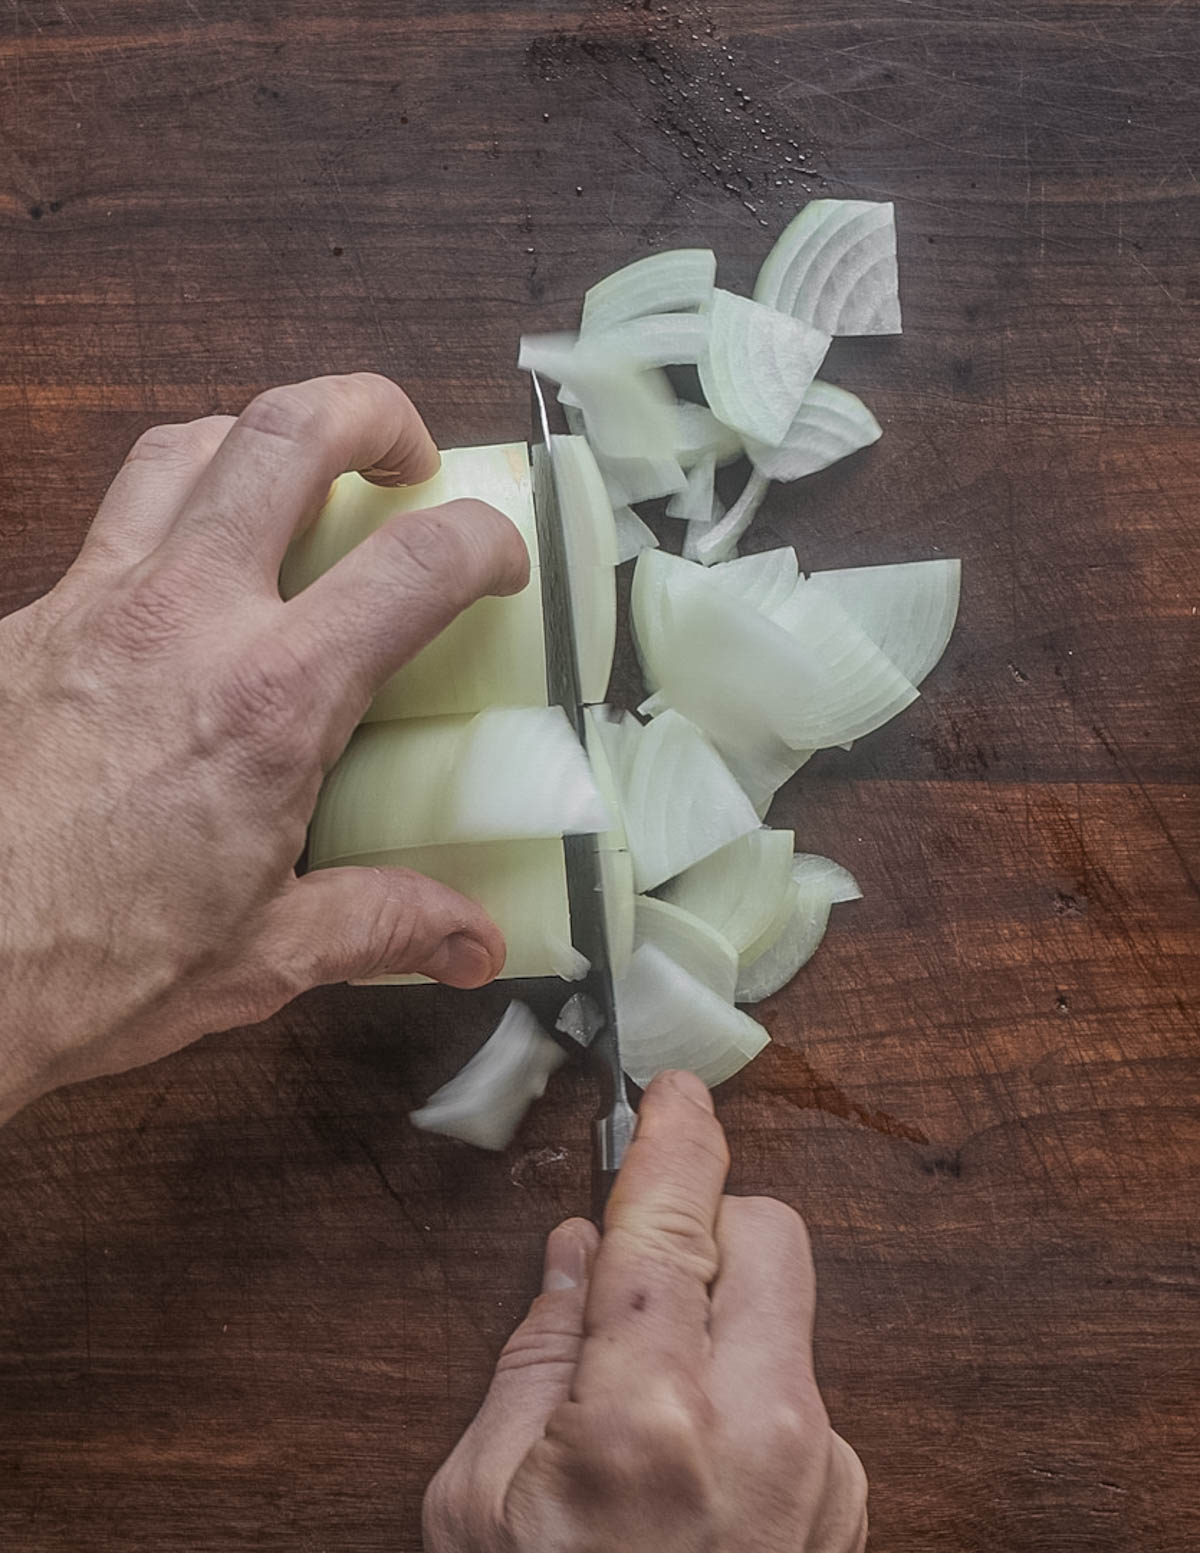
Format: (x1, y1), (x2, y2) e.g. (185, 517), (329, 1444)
(613, 504), (659, 563)
(548, 434), (619, 703)
(599, 451), (689, 506)
(707, 547), (800, 616)
(409, 1001), (567, 1151)
(634, 895), (739, 1002)
(674, 401), (744, 469)
(754, 200), (901, 337)
(734, 852), (860, 1002)
(309, 707), (610, 864)
(581, 248), (717, 334)
(804, 558), (961, 687)
(744, 380), (882, 481)
(792, 852), (863, 903)
(583, 312), (709, 371)
(660, 828), (795, 954)
(518, 333), (675, 461)
(666, 454), (717, 524)
(685, 469), (771, 565)
(698, 289), (830, 447)
(616, 943), (769, 1089)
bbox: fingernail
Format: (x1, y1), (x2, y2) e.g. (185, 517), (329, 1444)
(663, 1070), (715, 1113)
(421, 933), (497, 988)
(543, 1226), (589, 1293)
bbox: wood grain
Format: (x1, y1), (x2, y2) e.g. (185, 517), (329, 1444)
(1, 0), (1198, 1548)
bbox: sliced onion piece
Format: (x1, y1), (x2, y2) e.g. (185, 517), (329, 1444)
(613, 504), (659, 563)
(674, 401), (744, 469)
(583, 708), (636, 977)
(309, 707), (610, 865)
(734, 874), (833, 1003)
(281, 445), (547, 721)
(660, 828), (795, 953)
(581, 248), (717, 334)
(633, 896), (739, 1002)
(556, 991), (604, 1048)
(666, 454), (716, 524)
(707, 546), (800, 616)
(605, 707), (760, 892)
(633, 550), (919, 752)
(518, 333), (676, 461)
(616, 943), (769, 1089)
(753, 200), (901, 337)
(409, 1001), (567, 1151)
(598, 451), (689, 506)
(744, 380), (882, 481)
(547, 434), (619, 702)
(792, 852), (863, 903)
(685, 469), (771, 565)
(598, 845), (636, 979)
(584, 312), (709, 371)
(698, 289), (830, 447)
(340, 838), (571, 983)
(804, 558), (961, 687)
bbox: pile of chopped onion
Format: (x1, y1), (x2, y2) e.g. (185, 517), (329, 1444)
(283, 199), (962, 1150)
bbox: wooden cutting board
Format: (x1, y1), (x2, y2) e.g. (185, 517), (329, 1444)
(0, 2), (1197, 1549)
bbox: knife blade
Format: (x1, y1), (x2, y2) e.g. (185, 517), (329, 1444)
(529, 371), (636, 1215)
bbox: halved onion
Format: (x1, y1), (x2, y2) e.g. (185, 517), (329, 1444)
(581, 248), (717, 334)
(633, 895), (739, 1002)
(308, 707), (610, 864)
(281, 444), (547, 721)
(613, 504), (659, 563)
(615, 943), (769, 1089)
(685, 469), (771, 565)
(409, 1001), (567, 1151)
(805, 558), (961, 687)
(548, 434), (619, 703)
(660, 828), (795, 953)
(666, 454), (717, 524)
(744, 380), (882, 481)
(753, 200), (901, 337)
(698, 289), (830, 447)
(342, 838), (571, 983)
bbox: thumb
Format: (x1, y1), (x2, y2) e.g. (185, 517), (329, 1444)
(463, 1218), (600, 1497)
(259, 865), (507, 989)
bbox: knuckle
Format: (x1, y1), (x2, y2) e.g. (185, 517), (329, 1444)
(379, 506), (477, 594)
(353, 889), (422, 979)
(611, 1203), (720, 1286)
(239, 384), (324, 449)
(494, 1303), (581, 1377)
(98, 565), (196, 657)
(211, 636), (316, 766)
(124, 418), (223, 470)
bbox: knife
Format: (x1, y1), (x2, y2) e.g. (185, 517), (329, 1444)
(529, 371), (636, 1217)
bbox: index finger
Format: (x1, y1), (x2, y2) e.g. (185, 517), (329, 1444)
(163, 373), (441, 586)
(572, 1071), (730, 1400)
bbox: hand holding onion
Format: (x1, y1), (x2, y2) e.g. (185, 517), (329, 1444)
(424, 1070), (868, 1553)
(0, 373), (529, 1124)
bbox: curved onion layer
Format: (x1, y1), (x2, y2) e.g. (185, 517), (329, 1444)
(518, 333), (675, 461)
(340, 839), (571, 983)
(584, 708), (636, 976)
(599, 845), (636, 979)
(309, 707), (610, 865)
(805, 558), (961, 687)
(613, 504), (659, 563)
(547, 434), (619, 703)
(666, 454), (717, 524)
(632, 550), (919, 753)
(685, 469), (771, 565)
(744, 380), (883, 481)
(674, 402), (744, 469)
(698, 289), (830, 447)
(597, 705), (759, 892)
(555, 991), (605, 1048)
(661, 828), (795, 953)
(734, 874), (833, 1003)
(616, 943), (769, 1089)
(792, 852), (863, 903)
(409, 1001), (567, 1151)
(586, 312), (709, 371)
(599, 452), (688, 506)
(581, 248), (717, 334)
(634, 896), (739, 1002)
(281, 445), (547, 721)
(753, 200), (901, 337)
(707, 547), (800, 616)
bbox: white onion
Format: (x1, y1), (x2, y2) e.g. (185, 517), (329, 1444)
(599, 451), (689, 506)
(615, 942), (769, 1089)
(518, 332), (676, 461)
(660, 828), (795, 954)
(666, 453), (717, 524)
(707, 546), (800, 616)
(581, 248), (717, 334)
(792, 852), (863, 903)
(309, 706), (610, 865)
(674, 401), (744, 469)
(584, 312), (709, 370)
(734, 874), (833, 1003)
(409, 1001), (567, 1151)
(698, 288), (830, 447)
(754, 200), (901, 337)
(805, 558), (961, 687)
(598, 844), (636, 979)
(685, 469), (771, 565)
(613, 504), (659, 563)
(633, 895), (739, 1003)
(548, 434), (619, 702)
(744, 380), (882, 481)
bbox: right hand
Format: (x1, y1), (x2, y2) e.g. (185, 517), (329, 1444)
(424, 1071), (868, 1551)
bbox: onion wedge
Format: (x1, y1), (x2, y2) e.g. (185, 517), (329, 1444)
(613, 504), (659, 563)
(660, 828), (795, 954)
(634, 895), (739, 1002)
(615, 943), (769, 1089)
(744, 380), (882, 481)
(792, 852), (863, 903)
(754, 200), (901, 337)
(409, 1001), (567, 1151)
(706, 547), (800, 616)
(581, 248), (717, 334)
(666, 454), (717, 524)
(685, 469), (771, 565)
(674, 401), (744, 469)
(804, 558), (961, 687)
(698, 289), (830, 447)
(734, 852), (859, 1002)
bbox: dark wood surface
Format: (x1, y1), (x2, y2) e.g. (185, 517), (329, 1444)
(2, 1), (1199, 1548)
